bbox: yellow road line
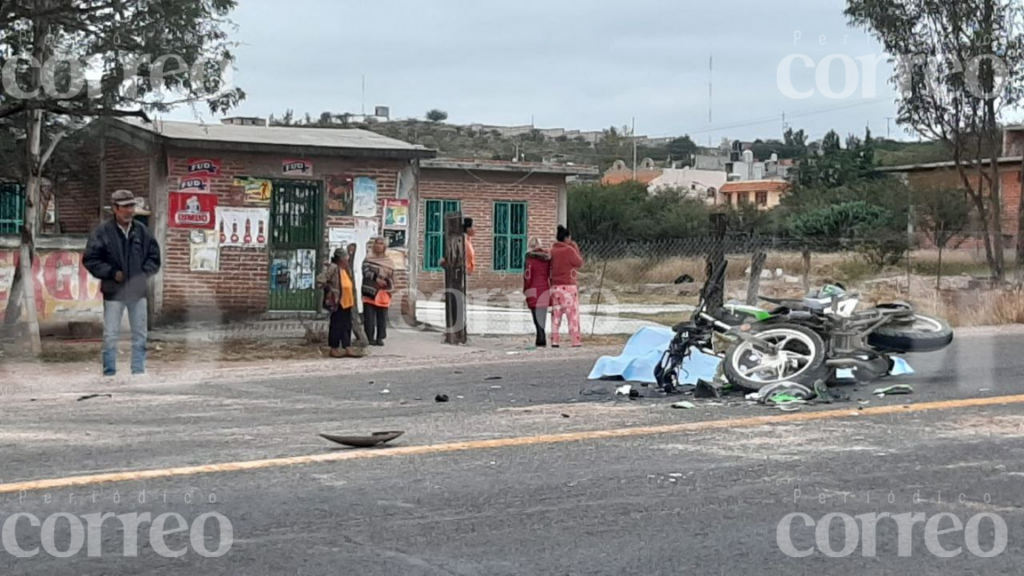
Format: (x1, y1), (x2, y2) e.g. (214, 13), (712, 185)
(3, 393), (1023, 495)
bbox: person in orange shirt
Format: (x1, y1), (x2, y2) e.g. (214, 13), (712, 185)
(464, 217), (476, 274)
(361, 237), (395, 346)
(316, 248), (359, 358)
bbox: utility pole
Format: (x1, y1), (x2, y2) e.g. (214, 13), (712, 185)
(631, 117), (637, 179)
(782, 112), (787, 132)
(885, 117), (893, 138)
(708, 53), (713, 124)
(361, 75), (366, 115)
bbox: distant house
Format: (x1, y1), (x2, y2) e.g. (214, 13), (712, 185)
(601, 158), (662, 185)
(647, 167), (727, 204)
(726, 149), (792, 182)
(719, 180), (789, 210)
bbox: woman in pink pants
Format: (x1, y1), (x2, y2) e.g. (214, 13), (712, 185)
(548, 225), (584, 347)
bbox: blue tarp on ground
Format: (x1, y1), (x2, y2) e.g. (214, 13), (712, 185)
(587, 326), (721, 385)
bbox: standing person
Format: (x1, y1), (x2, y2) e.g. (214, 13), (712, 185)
(548, 225), (584, 348)
(523, 238), (551, 347)
(83, 190), (161, 376)
(316, 248), (359, 358)
(464, 217), (476, 275)
(362, 236), (394, 346)
(346, 242), (370, 347)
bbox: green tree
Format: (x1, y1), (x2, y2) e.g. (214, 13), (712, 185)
(0, 0), (244, 351)
(914, 186), (973, 286)
(822, 130), (842, 153)
(666, 135), (697, 164)
(846, 0), (1024, 280)
(426, 109), (449, 123)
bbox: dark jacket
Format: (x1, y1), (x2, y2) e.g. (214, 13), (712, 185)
(523, 250), (552, 309)
(84, 219), (161, 302)
(549, 240), (584, 286)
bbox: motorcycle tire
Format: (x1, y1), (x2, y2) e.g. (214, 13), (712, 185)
(723, 323), (828, 391)
(867, 314), (953, 353)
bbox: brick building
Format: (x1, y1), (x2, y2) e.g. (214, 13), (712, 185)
(1, 118), (596, 327)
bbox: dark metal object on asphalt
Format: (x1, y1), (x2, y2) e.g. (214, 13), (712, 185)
(319, 431), (405, 448)
(77, 394), (112, 401)
(435, 394), (450, 403)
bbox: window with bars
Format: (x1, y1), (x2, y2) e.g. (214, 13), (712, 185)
(424, 199), (461, 271)
(492, 201), (527, 272)
(756, 191), (768, 206)
(0, 184), (25, 235)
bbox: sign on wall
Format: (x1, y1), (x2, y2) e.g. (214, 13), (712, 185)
(189, 229), (220, 272)
(353, 177), (378, 218)
(383, 228), (406, 249)
(217, 207), (269, 248)
(169, 191), (217, 229)
(178, 174), (211, 194)
(326, 174), (354, 216)
(282, 159), (314, 177)
(383, 199), (409, 228)
(231, 177), (272, 205)
(187, 158), (222, 176)
(0, 249), (102, 323)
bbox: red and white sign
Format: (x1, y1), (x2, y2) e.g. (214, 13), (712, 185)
(178, 174), (211, 193)
(187, 158), (222, 176)
(169, 191), (217, 229)
(282, 159), (313, 176)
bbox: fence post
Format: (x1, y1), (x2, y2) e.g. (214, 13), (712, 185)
(443, 212), (467, 345)
(801, 246), (812, 293)
(705, 213), (727, 310)
(746, 250), (767, 306)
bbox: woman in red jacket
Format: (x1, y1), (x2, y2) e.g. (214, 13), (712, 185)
(549, 225), (584, 347)
(523, 238), (552, 347)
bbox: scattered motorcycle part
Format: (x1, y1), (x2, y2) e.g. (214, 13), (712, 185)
(867, 315), (953, 353)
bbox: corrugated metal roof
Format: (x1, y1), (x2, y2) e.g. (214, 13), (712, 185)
(422, 158), (599, 175)
(114, 117), (432, 153)
(877, 156), (1023, 172)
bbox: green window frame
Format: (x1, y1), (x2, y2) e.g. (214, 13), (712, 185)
(0, 183), (25, 235)
(424, 199), (461, 271)
(492, 201), (527, 272)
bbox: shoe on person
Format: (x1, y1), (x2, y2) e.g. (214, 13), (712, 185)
(329, 348), (345, 358)
(346, 347), (366, 358)
(373, 340), (385, 347)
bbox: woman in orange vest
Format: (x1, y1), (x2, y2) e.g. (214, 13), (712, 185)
(317, 248), (359, 358)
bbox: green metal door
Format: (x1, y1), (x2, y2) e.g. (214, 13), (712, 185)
(0, 183), (25, 235)
(268, 179), (324, 311)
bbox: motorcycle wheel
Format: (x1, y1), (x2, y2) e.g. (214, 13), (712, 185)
(724, 324), (827, 391)
(867, 314), (953, 353)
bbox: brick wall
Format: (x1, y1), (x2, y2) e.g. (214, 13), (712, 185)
(161, 151), (410, 319)
(907, 164), (1023, 241)
(54, 140), (151, 234)
(416, 168), (563, 296)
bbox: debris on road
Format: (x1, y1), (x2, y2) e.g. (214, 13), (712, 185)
(615, 385), (633, 396)
(435, 394), (449, 403)
(671, 401), (697, 410)
(629, 389), (642, 399)
(319, 431), (404, 448)
(77, 394), (112, 402)
(561, 413), (571, 418)
(874, 384), (914, 397)
(486, 376), (503, 381)
(490, 385), (502, 390)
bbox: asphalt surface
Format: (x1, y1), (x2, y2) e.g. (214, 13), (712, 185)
(3, 328), (1024, 574)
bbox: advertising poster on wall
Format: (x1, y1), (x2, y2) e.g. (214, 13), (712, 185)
(282, 159), (314, 177)
(353, 177), (378, 218)
(178, 174), (211, 194)
(169, 191), (217, 229)
(383, 228), (406, 249)
(187, 158), (222, 176)
(232, 177), (272, 205)
(217, 207), (269, 248)
(189, 229), (220, 272)
(326, 174), (354, 216)
(383, 199), (409, 228)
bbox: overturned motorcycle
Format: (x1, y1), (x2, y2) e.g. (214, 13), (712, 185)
(654, 262), (953, 393)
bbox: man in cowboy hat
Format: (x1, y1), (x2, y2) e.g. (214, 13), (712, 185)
(84, 190), (161, 377)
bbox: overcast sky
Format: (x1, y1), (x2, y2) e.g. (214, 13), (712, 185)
(168, 0), (927, 143)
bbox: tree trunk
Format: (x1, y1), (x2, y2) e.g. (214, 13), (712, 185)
(18, 109), (43, 354)
(987, 99), (1005, 281)
(746, 250), (766, 306)
(443, 212), (467, 345)
(937, 245), (944, 290)
(802, 249), (811, 292)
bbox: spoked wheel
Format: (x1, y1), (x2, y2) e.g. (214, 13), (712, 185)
(867, 314), (953, 353)
(724, 324), (827, 391)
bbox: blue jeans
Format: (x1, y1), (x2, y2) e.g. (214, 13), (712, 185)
(103, 298), (148, 376)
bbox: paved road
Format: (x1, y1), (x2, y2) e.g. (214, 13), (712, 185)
(3, 328), (1024, 574)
